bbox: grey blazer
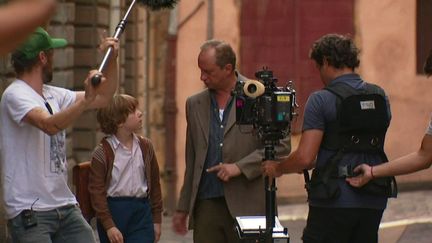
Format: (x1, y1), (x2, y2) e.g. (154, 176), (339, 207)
(177, 88), (291, 229)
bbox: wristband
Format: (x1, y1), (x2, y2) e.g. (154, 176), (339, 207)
(370, 166), (375, 179)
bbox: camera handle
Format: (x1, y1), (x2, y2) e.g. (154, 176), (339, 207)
(257, 141), (279, 243)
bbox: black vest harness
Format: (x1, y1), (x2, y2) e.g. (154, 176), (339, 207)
(305, 82), (397, 200)
(322, 82), (389, 154)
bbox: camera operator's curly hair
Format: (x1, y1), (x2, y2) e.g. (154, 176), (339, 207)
(310, 34), (360, 70)
(97, 94), (138, 135)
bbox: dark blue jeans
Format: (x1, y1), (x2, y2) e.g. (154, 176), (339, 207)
(8, 204), (96, 243)
(302, 206), (384, 243)
(97, 197), (154, 243)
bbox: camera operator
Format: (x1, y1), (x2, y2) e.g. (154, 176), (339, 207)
(0, 27), (118, 243)
(346, 50), (432, 187)
(262, 34), (392, 243)
(172, 39), (291, 243)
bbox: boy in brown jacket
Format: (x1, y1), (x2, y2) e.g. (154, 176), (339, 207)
(89, 94), (162, 243)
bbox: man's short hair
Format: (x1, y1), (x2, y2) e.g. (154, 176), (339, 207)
(309, 33), (360, 70)
(97, 94), (138, 135)
(11, 51), (41, 75)
(200, 39), (236, 70)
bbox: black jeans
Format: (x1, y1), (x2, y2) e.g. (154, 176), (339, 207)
(302, 206), (384, 243)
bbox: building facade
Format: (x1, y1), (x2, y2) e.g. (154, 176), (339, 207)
(0, 0), (431, 240)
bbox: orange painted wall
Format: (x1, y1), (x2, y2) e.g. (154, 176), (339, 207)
(355, 0), (432, 186)
(173, 0), (432, 202)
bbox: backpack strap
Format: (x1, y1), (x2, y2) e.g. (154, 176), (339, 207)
(321, 83), (357, 150)
(324, 82), (360, 99)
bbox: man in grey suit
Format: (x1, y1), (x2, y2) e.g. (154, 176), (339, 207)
(172, 39), (291, 243)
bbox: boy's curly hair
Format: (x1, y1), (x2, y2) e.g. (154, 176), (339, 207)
(310, 34), (360, 70)
(97, 94), (138, 135)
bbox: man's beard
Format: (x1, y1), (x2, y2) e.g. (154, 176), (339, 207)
(42, 65), (53, 84)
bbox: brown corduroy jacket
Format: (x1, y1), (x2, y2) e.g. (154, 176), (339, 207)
(88, 135), (163, 231)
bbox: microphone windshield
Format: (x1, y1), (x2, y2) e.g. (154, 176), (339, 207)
(138, 0), (179, 10)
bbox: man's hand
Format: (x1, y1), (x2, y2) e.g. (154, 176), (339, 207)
(99, 34), (119, 59)
(107, 226), (124, 243)
(172, 211), (188, 235)
(153, 223), (161, 242)
(261, 160), (283, 180)
(207, 163), (241, 182)
(83, 70), (102, 104)
(346, 164), (373, 187)
(99, 36), (119, 59)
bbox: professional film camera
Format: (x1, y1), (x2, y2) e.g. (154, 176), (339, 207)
(232, 67), (297, 242)
(233, 67), (297, 142)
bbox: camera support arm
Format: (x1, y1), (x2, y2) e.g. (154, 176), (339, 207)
(264, 142), (277, 242)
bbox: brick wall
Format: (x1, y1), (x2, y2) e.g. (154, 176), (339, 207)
(0, 1), (114, 240)
(0, 0), (174, 238)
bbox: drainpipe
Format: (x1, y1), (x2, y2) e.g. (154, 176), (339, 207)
(207, 0), (214, 39)
(163, 6), (178, 215)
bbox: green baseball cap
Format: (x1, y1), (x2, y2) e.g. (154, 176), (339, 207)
(17, 27), (67, 60)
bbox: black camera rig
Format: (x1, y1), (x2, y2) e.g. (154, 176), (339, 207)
(232, 67), (297, 242)
(232, 67), (297, 143)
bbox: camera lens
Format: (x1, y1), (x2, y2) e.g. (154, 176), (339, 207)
(247, 84), (257, 94)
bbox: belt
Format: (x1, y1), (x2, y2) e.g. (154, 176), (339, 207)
(58, 204), (77, 210)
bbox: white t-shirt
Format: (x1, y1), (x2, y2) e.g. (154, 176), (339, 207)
(0, 80), (77, 219)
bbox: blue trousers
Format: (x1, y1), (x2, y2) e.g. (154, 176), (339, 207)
(97, 197), (154, 243)
(8, 204), (96, 243)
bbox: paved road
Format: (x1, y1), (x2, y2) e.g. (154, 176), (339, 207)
(158, 189), (432, 243)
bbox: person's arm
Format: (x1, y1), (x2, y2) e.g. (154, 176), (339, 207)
(347, 134), (432, 187)
(23, 70), (100, 135)
(0, 0), (56, 54)
(153, 223), (161, 242)
(75, 36), (119, 109)
(106, 227), (124, 243)
(148, 140), (163, 225)
(88, 144), (117, 231)
(262, 129), (323, 178)
(206, 135), (292, 182)
(375, 134), (432, 175)
(23, 37), (119, 135)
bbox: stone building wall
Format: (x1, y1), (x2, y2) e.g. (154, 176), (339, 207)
(0, 1), (174, 239)
(0, 0), (134, 239)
